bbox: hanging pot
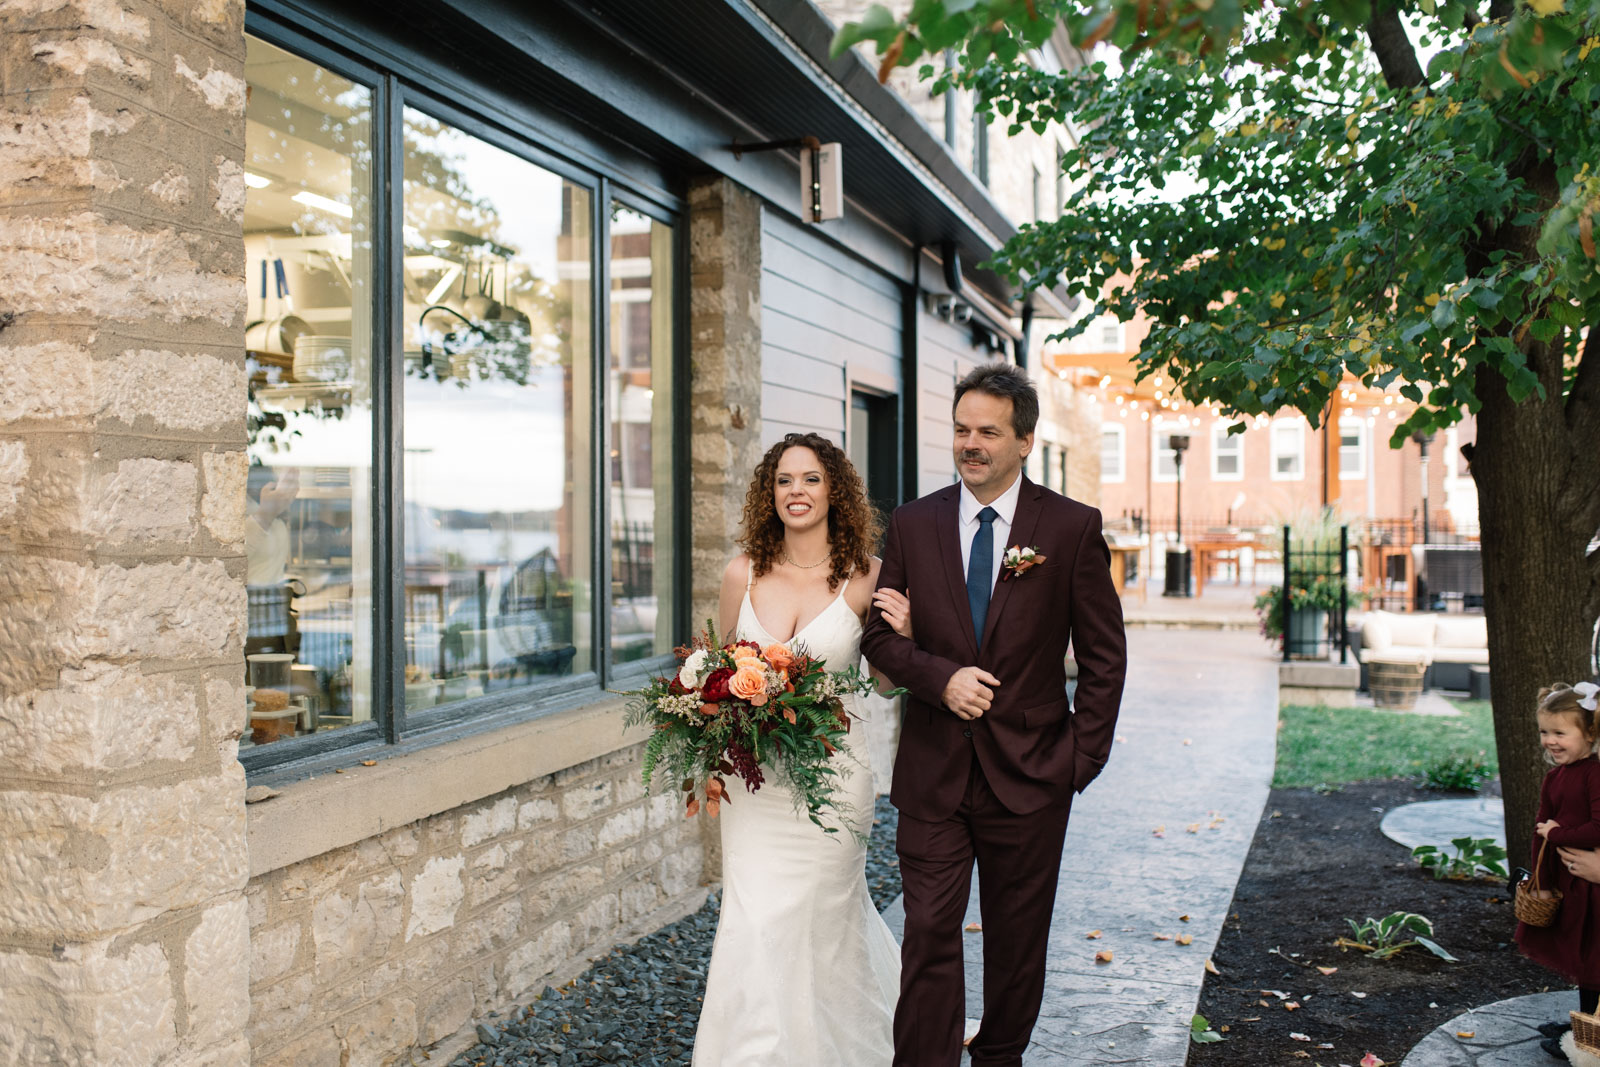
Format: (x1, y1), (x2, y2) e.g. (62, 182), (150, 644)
(246, 314), (312, 356)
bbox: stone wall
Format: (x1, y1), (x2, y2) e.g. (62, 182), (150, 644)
(0, 1), (253, 1064)
(246, 742), (703, 1065)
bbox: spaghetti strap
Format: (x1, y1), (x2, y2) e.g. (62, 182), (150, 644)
(746, 558), (754, 592)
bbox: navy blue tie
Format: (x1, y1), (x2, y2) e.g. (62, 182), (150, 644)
(967, 506), (998, 648)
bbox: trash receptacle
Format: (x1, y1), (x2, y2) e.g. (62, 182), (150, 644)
(1163, 548), (1192, 597)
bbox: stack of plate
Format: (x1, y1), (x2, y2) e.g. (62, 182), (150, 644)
(293, 335), (351, 382)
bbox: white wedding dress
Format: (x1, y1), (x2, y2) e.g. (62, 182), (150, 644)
(691, 569), (901, 1066)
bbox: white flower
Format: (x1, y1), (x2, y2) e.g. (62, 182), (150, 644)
(678, 648), (710, 690)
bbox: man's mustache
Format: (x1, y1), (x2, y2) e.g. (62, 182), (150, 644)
(960, 451), (989, 464)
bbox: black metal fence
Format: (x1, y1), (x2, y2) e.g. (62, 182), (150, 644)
(1281, 524), (1350, 663)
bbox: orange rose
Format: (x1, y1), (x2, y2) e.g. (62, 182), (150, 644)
(734, 654), (765, 674)
(728, 664), (767, 703)
(763, 643), (795, 672)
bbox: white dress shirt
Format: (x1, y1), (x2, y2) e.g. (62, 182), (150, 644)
(958, 472), (1023, 588)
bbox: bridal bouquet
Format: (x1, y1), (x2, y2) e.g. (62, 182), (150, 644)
(623, 623), (886, 834)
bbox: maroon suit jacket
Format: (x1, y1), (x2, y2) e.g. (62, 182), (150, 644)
(862, 477), (1127, 821)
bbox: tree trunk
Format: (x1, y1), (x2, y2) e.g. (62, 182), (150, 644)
(1471, 355), (1596, 867)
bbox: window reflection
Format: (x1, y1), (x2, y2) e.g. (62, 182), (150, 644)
(609, 207), (675, 665)
(243, 36), (374, 745)
(400, 110), (593, 709)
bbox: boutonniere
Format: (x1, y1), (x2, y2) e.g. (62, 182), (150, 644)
(1002, 545), (1047, 580)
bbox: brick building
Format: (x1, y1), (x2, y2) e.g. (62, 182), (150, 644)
(0, 1), (1091, 1063)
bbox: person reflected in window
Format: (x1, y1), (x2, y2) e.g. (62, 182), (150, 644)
(247, 467), (299, 586)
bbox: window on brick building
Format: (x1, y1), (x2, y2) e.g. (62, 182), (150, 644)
(1100, 425), (1125, 483)
(1339, 417), (1367, 480)
(1211, 422), (1243, 481)
(1271, 418), (1306, 480)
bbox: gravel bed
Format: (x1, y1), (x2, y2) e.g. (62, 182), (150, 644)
(448, 797), (901, 1067)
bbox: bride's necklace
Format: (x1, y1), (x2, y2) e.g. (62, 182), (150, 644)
(783, 546), (829, 569)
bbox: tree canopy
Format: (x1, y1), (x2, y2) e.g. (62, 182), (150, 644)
(835, 0), (1600, 859)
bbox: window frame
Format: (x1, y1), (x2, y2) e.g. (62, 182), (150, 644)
(241, 12), (688, 779)
(1271, 417), (1306, 482)
(1211, 422), (1244, 482)
(1100, 423), (1125, 484)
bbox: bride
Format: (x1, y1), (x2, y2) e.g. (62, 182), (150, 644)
(692, 432), (913, 1066)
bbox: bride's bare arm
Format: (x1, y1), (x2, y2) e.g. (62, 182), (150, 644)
(718, 555), (748, 640)
(857, 559), (909, 694)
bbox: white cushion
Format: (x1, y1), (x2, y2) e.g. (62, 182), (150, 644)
(1433, 615), (1487, 649)
(1433, 646), (1490, 664)
(1363, 645), (1434, 665)
(1360, 613), (1394, 652)
(1387, 612), (1439, 646)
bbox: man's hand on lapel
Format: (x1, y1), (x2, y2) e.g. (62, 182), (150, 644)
(943, 666), (1002, 720)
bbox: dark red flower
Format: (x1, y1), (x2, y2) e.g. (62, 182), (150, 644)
(701, 667), (734, 703)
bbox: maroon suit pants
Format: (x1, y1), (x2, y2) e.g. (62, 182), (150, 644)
(892, 752), (1072, 1067)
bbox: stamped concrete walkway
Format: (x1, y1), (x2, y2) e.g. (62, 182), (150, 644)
(882, 627), (1280, 1065)
(1402, 991), (1580, 1065)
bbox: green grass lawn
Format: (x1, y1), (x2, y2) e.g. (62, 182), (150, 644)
(1274, 699), (1497, 788)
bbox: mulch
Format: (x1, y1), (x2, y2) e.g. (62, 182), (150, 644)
(1188, 778), (1564, 1066)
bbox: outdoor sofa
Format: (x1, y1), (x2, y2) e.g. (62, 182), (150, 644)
(1350, 610), (1488, 692)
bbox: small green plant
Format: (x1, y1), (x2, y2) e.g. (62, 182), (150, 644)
(1189, 1014), (1224, 1044)
(1411, 836), (1509, 881)
(1337, 911), (1457, 961)
(1422, 753), (1494, 792)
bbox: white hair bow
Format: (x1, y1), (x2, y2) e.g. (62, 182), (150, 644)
(1576, 681), (1600, 712)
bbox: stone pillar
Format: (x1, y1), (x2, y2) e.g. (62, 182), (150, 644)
(0, 2), (252, 1063)
(686, 176), (764, 880)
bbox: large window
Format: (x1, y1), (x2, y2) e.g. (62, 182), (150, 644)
(243, 38), (374, 747)
(241, 30), (681, 770)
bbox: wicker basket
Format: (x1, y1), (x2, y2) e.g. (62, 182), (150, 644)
(1514, 838), (1562, 927)
(1571, 1009), (1600, 1055)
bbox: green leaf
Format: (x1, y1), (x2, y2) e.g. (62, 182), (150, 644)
(1415, 936), (1459, 962)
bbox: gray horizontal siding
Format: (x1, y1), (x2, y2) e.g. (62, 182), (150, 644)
(760, 212), (903, 452)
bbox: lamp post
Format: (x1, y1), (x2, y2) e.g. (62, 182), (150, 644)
(1163, 434), (1192, 597)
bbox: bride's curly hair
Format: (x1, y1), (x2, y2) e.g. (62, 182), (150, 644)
(738, 432), (882, 592)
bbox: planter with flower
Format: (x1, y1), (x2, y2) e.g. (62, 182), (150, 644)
(623, 623), (899, 836)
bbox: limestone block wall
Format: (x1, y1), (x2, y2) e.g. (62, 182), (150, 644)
(0, 1), (253, 1064)
(245, 743), (703, 1065)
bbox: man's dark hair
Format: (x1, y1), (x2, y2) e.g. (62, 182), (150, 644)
(952, 361), (1039, 438)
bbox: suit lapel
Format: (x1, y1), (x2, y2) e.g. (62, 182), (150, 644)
(978, 477), (1044, 654)
(932, 486), (979, 658)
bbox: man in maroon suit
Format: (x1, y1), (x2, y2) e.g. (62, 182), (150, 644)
(863, 362), (1127, 1067)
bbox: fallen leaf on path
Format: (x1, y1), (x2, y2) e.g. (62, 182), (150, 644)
(360, 760), (376, 766)
(1180, 914), (1191, 922)
(1204, 958), (1220, 975)
(1242, 1017), (1261, 1022)
(1094, 950), (1114, 964)
(1152, 825), (1166, 837)
(1456, 1031), (1475, 1039)
(964, 922), (983, 933)
(1115, 735), (1127, 743)
(1258, 1000), (1270, 1007)
(1360, 1054), (1386, 1067)
(1183, 738), (1193, 745)
(1291, 1053), (1310, 1059)
(1285, 1002), (1301, 1011)
(1261, 990), (1290, 999)
(1086, 930), (1102, 939)
(1153, 933), (1172, 941)
(1317, 966), (1338, 975)
(1351, 992), (1367, 999)
(1177, 934), (1193, 946)
(1290, 1032), (1311, 1041)
(1187, 823), (1201, 833)
(1317, 1042), (1334, 1048)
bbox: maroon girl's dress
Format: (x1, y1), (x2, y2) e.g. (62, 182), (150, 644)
(1516, 755), (1600, 986)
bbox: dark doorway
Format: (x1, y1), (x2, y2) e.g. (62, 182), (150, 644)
(850, 390), (899, 544)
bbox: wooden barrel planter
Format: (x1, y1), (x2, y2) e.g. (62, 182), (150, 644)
(1369, 657), (1427, 709)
